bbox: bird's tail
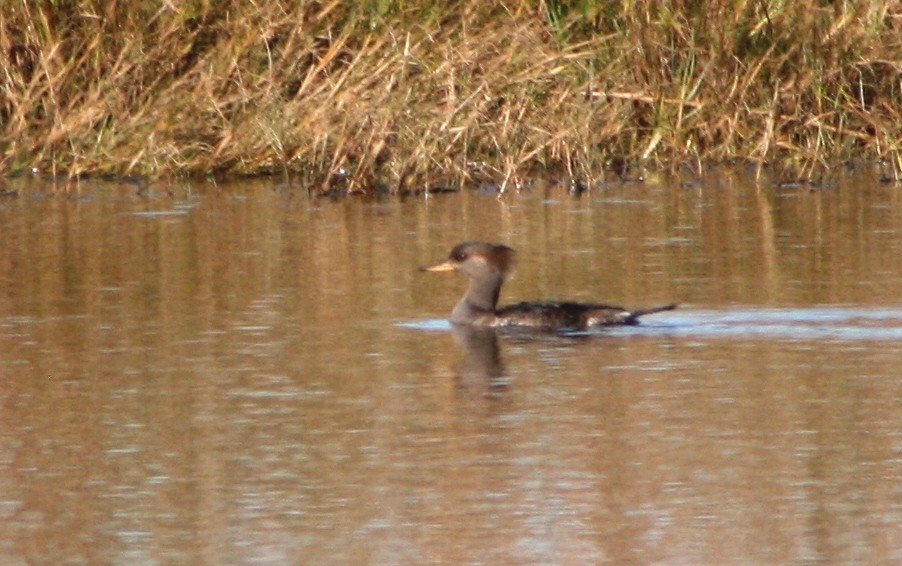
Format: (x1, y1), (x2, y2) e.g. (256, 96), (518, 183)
(625, 303), (677, 323)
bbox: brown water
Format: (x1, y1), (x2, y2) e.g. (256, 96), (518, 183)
(1, 172), (901, 564)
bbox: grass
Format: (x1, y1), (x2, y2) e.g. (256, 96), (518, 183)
(1, 0), (900, 193)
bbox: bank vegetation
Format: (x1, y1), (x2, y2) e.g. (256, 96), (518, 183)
(2, 1), (900, 193)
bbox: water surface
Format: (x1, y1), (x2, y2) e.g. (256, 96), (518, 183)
(1, 172), (901, 563)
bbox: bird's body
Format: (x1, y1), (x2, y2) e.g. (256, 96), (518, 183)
(421, 242), (676, 331)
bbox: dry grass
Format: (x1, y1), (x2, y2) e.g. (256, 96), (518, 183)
(1, 1), (900, 193)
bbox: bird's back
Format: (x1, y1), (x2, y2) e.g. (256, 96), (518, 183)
(495, 301), (676, 330)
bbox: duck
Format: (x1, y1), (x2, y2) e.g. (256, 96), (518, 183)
(421, 241), (676, 330)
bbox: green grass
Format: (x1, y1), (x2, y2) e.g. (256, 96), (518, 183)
(1, 1), (900, 192)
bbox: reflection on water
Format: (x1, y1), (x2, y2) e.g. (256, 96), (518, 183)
(450, 325), (507, 387)
(1, 172), (902, 563)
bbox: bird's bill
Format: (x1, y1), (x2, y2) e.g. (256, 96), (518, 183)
(420, 260), (457, 273)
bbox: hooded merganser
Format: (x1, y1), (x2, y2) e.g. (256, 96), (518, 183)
(421, 242), (676, 330)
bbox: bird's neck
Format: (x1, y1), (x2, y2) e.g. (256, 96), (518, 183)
(451, 274), (503, 323)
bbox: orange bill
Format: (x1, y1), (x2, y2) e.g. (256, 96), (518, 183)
(420, 260), (457, 272)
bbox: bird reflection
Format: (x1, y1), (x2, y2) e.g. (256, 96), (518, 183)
(450, 325), (507, 389)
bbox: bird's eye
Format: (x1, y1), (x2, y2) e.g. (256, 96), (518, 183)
(452, 251), (468, 262)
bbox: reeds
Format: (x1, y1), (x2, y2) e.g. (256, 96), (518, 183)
(1, 1), (900, 192)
